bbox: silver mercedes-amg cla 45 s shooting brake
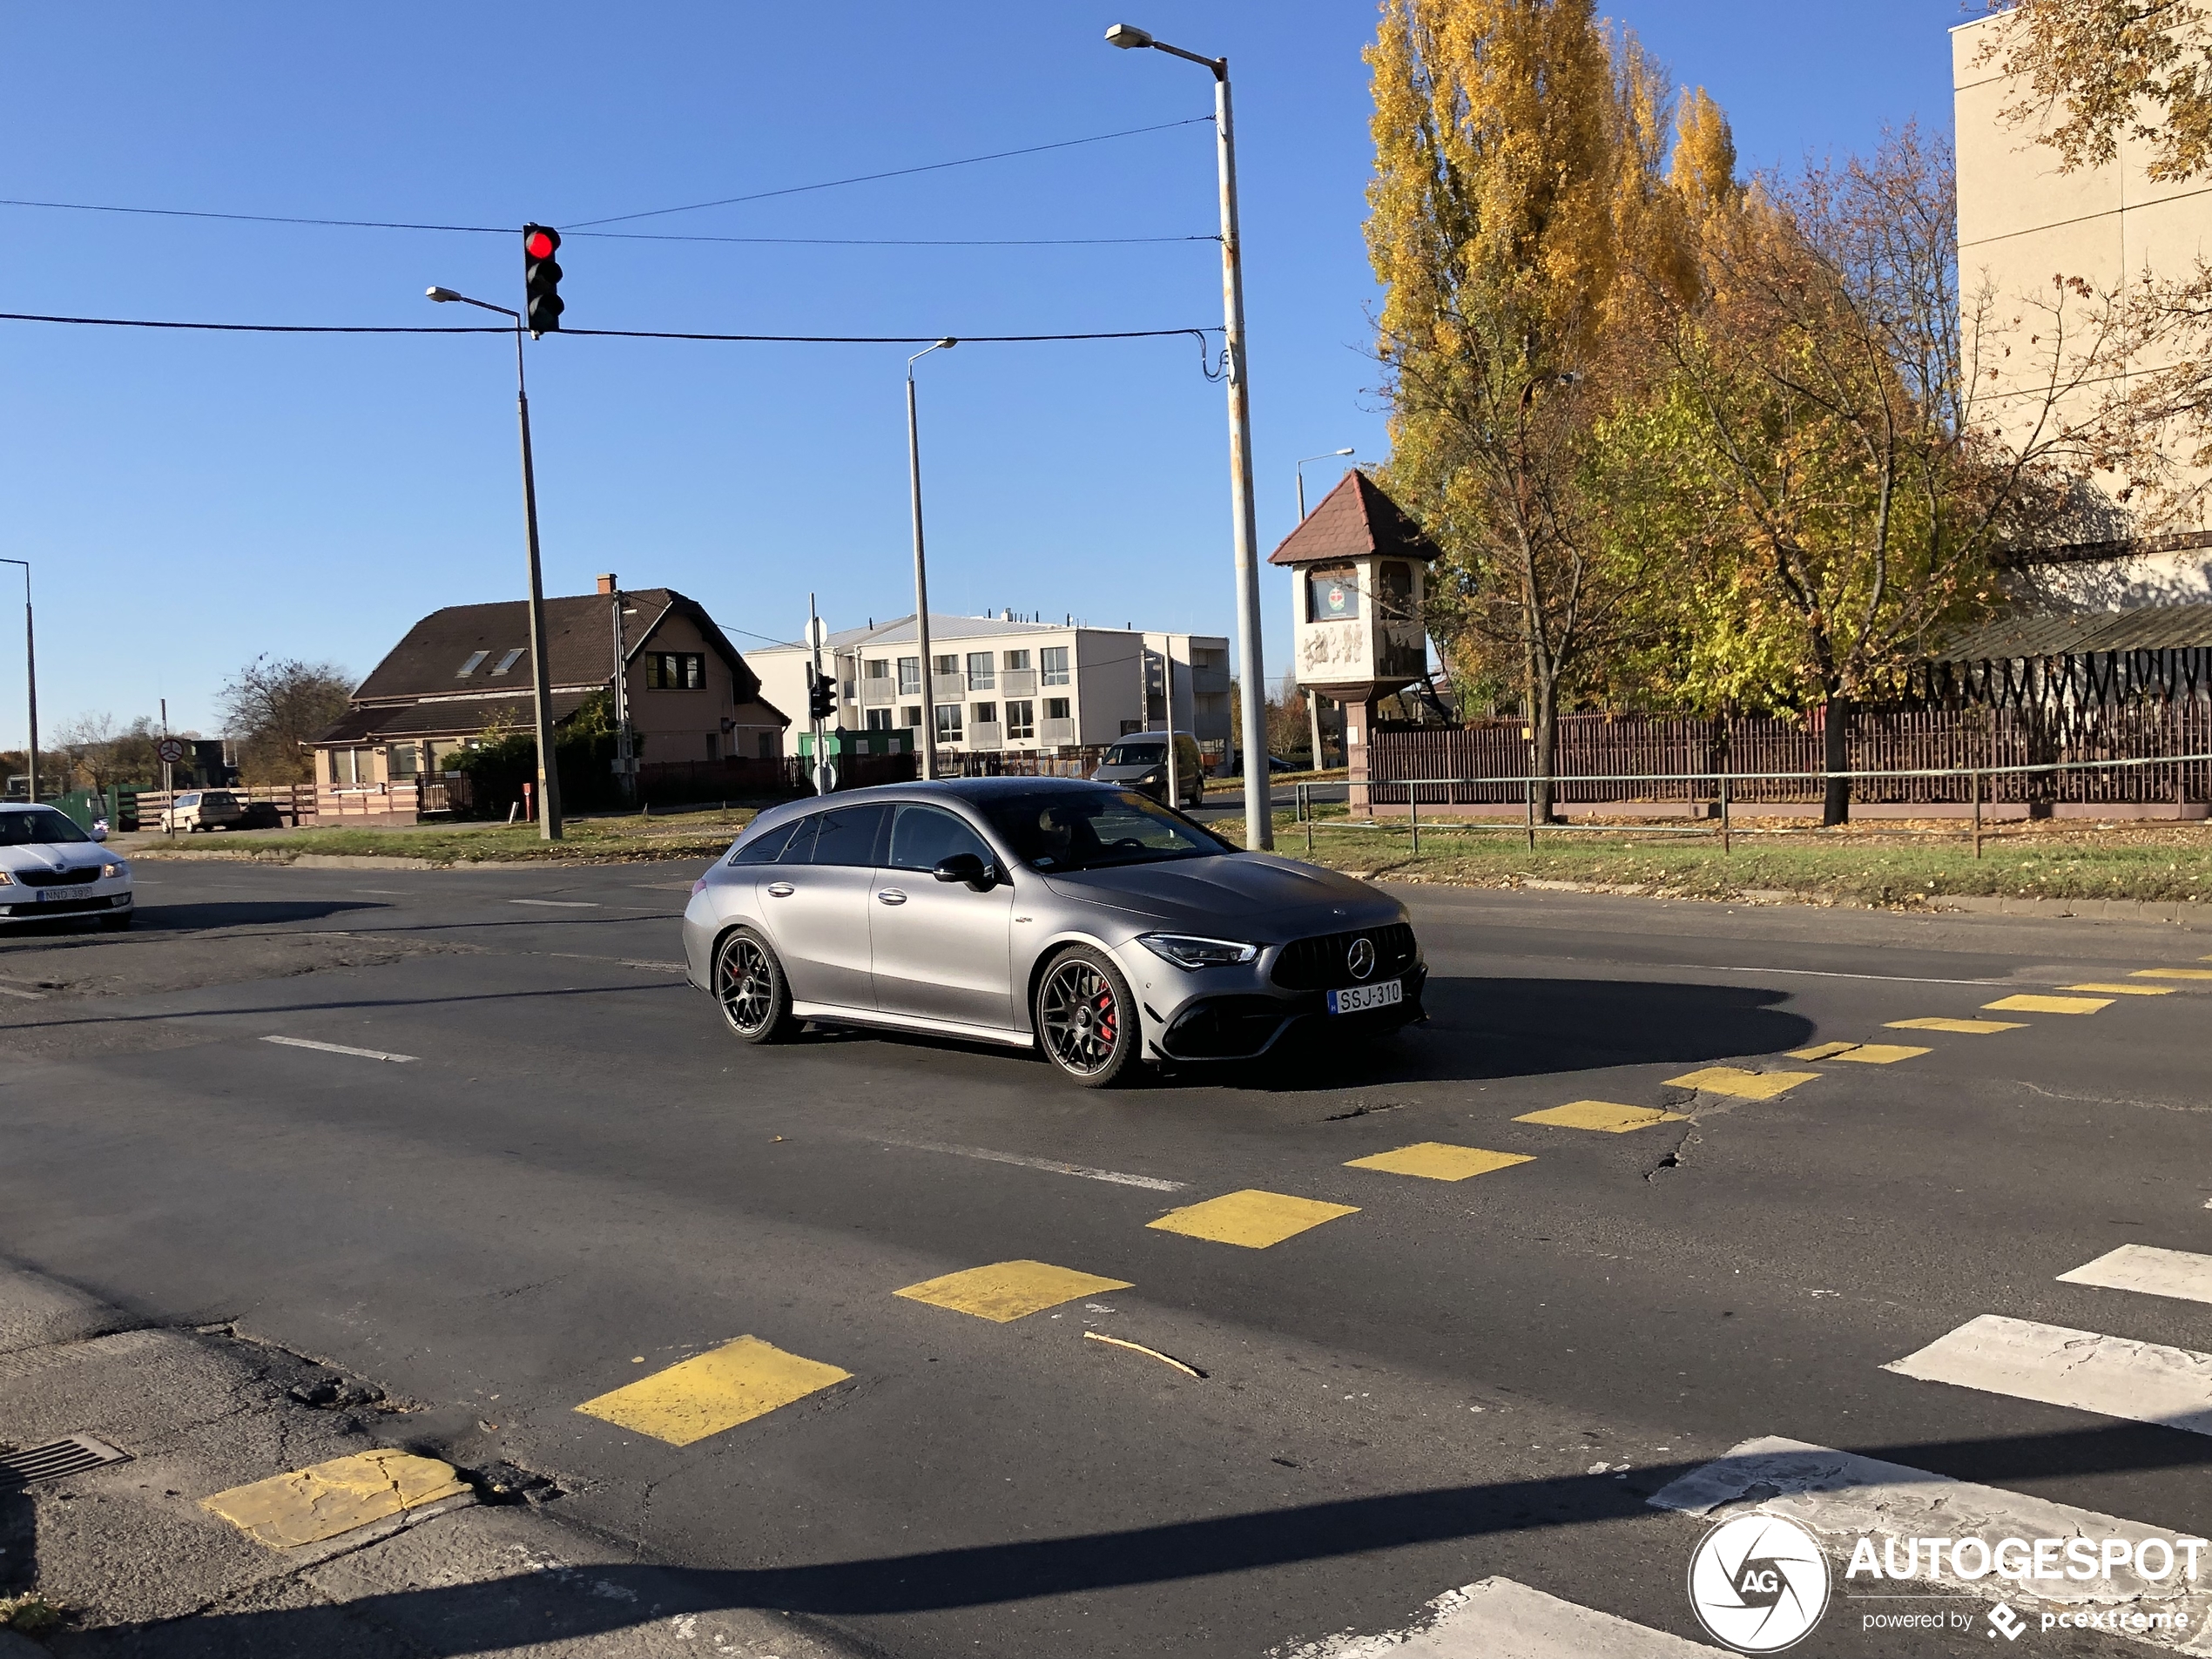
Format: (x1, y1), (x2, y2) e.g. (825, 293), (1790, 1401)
(680, 777), (1424, 1087)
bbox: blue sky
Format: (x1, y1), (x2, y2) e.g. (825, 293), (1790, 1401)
(0, 1), (1964, 738)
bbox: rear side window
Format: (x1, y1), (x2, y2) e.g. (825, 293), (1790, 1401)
(799, 804), (888, 867)
(886, 805), (993, 873)
(728, 819), (800, 865)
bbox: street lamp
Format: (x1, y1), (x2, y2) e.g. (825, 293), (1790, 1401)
(1295, 448), (1354, 522)
(1107, 22), (1272, 847)
(427, 285), (562, 840)
(907, 338), (956, 783)
(0, 560), (34, 804)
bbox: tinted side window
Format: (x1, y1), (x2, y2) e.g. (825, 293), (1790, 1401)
(887, 806), (993, 873)
(801, 804), (889, 867)
(728, 819), (800, 866)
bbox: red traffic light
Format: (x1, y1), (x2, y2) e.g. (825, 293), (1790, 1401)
(524, 229), (557, 260)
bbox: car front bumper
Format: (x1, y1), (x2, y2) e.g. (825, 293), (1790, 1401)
(0, 886), (133, 921)
(1123, 949), (1427, 1063)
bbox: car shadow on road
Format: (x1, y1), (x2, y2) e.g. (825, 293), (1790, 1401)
(0, 902), (389, 947)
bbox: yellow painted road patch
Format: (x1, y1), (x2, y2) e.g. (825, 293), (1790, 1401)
(1664, 1067), (1822, 1100)
(1345, 1143), (1535, 1179)
(2131, 968), (2212, 981)
(1828, 1043), (1932, 1064)
(2066, 981), (2174, 996)
(1147, 1190), (1358, 1248)
(1886, 1017), (2025, 1035)
(1787, 1042), (1861, 1061)
(895, 1260), (1131, 1323)
(1984, 994), (2112, 1015)
(575, 1337), (850, 1447)
(202, 1451), (468, 1548)
(1514, 1101), (1689, 1134)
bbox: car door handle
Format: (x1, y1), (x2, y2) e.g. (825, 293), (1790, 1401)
(765, 881), (795, 897)
(877, 888), (907, 906)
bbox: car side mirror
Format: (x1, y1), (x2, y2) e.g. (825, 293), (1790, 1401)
(932, 853), (995, 888)
(90, 825), (108, 841)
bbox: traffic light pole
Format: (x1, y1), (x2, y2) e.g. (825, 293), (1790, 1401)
(512, 322), (562, 840)
(807, 592), (829, 796)
(0, 561), (33, 806)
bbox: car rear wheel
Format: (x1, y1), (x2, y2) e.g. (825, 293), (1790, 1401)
(1035, 945), (1139, 1088)
(715, 927), (795, 1043)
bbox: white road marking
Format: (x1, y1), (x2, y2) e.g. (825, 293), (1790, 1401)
(2060, 1245), (2212, 1308)
(509, 899), (598, 908)
(0, 985), (44, 1000)
(1652, 1436), (2211, 1635)
(354, 888), (407, 895)
(875, 1136), (1185, 1192)
(1885, 1314), (2212, 1435)
(620, 960), (688, 974)
(1643, 963), (2009, 988)
(1288, 1576), (1723, 1656)
(261, 1035), (417, 1063)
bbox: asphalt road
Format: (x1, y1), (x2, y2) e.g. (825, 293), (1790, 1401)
(2, 853), (2209, 1656)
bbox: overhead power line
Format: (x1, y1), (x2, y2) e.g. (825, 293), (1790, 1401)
(572, 230), (1216, 247)
(0, 198), (507, 234)
(0, 311), (508, 334)
(0, 310), (1217, 346)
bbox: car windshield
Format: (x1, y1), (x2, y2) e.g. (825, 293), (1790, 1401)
(0, 809), (90, 846)
(1101, 743), (1164, 768)
(979, 789), (1225, 872)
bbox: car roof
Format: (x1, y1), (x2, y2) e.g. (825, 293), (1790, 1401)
(738, 776), (1122, 834)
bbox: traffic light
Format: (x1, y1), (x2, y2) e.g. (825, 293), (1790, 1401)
(807, 668), (838, 721)
(523, 224), (563, 335)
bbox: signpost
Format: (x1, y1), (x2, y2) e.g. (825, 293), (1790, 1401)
(155, 734), (188, 838)
(806, 604), (834, 797)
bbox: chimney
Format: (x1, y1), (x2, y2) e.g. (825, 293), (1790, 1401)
(596, 573), (617, 595)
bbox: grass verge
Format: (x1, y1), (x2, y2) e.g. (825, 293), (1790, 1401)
(127, 807), (758, 866)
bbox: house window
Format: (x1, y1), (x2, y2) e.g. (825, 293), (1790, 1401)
(1041, 646), (1069, 686)
(865, 658), (891, 685)
(455, 650), (489, 678)
(1007, 700), (1035, 740)
(866, 708), (892, 732)
(1377, 560), (1415, 620)
(1307, 565), (1359, 622)
(897, 656), (921, 694)
(758, 732), (776, 759)
(966, 651), (995, 690)
(900, 705), (922, 730)
(489, 647), (525, 676)
(705, 733), (719, 760)
(1003, 649), (1031, 672)
(934, 705), (963, 742)
(1043, 697), (1070, 721)
(933, 653), (959, 677)
(388, 744), (419, 779)
(646, 652), (705, 690)
(972, 701), (997, 727)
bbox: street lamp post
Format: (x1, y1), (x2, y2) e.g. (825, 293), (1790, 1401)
(906, 338), (956, 783)
(427, 286), (562, 840)
(0, 561), (33, 805)
(1291, 450), (1352, 771)
(1107, 22), (1271, 849)
(1296, 448), (1354, 523)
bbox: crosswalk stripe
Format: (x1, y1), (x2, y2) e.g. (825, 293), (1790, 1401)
(2059, 1244), (2212, 1307)
(1344, 1143), (1534, 1180)
(1146, 1190), (1358, 1249)
(1784, 1042), (1930, 1064)
(1663, 1066), (1820, 1100)
(1651, 1436), (2209, 1630)
(2068, 982), (2176, 995)
(1885, 1016), (2024, 1034)
(894, 1260), (1131, 1322)
(1984, 993), (2111, 1014)
(1314, 1575), (1724, 1656)
(1514, 1101), (1688, 1134)
(574, 1337), (851, 1447)
(2132, 968), (2212, 981)
(1787, 1042), (1858, 1061)
(1884, 1313), (2212, 1435)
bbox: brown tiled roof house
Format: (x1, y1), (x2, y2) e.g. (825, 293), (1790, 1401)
(314, 577), (788, 822)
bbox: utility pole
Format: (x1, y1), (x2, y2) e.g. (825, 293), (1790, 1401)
(1, 561), (34, 804)
(609, 580), (636, 806)
(1163, 636), (1180, 809)
(907, 339), (955, 782)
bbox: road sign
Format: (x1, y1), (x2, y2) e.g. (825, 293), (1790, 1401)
(155, 738), (190, 765)
(806, 617), (828, 649)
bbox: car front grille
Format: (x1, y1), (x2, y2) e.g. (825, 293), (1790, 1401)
(1271, 921), (1418, 990)
(12, 867), (100, 887)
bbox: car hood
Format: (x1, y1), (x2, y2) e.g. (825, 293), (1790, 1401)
(1038, 853), (1399, 937)
(0, 841), (108, 874)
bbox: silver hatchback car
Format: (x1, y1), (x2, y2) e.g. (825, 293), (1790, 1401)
(680, 778), (1424, 1086)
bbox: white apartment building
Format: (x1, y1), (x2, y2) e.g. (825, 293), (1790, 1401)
(751, 612), (1233, 761)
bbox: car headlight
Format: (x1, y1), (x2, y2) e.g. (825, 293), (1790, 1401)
(0, 870), (11, 885)
(103, 862), (125, 879)
(1137, 933), (1260, 969)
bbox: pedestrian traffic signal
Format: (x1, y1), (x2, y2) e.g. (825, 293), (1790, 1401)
(523, 224), (563, 335)
(807, 669), (838, 721)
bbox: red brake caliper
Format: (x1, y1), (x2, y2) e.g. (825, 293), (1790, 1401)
(1094, 987), (1116, 1049)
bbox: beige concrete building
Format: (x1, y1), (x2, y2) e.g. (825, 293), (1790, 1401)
(1953, 11), (2212, 604)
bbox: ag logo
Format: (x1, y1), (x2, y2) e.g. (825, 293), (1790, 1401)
(1687, 1513), (1830, 1652)
(1346, 937), (1376, 981)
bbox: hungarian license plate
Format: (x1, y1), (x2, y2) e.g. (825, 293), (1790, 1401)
(1328, 979), (1402, 1015)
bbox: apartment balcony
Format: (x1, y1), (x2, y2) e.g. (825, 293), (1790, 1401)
(931, 673), (967, 698)
(968, 722), (1005, 749)
(860, 678), (894, 706)
(1040, 718), (1076, 746)
(1001, 669), (1037, 696)
(1191, 667), (1231, 697)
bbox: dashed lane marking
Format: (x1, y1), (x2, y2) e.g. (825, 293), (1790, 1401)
(1343, 1143), (1535, 1180)
(1513, 1101), (1689, 1135)
(574, 1337), (851, 1447)
(894, 1260), (1133, 1322)
(1825, 1042), (1932, 1065)
(261, 1035), (415, 1063)
(1983, 993), (2112, 1015)
(869, 1136), (1186, 1192)
(1885, 1313), (2212, 1436)
(1663, 1067), (1820, 1100)
(1318, 1576), (1727, 1656)
(2132, 968), (2212, 981)
(2059, 1244), (2212, 1307)
(2067, 981), (2175, 996)
(1146, 1190), (1359, 1249)
(202, 1450), (469, 1548)
(509, 898), (600, 908)
(0, 985), (44, 1000)
(1885, 1017), (2024, 1034)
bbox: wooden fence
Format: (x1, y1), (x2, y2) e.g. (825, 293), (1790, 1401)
(1368, 703), (2212, 806)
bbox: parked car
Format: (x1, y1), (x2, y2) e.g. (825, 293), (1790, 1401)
(682, 778), (1423, 1087)
(1090, 732), (1206, 810)
(159, 790), (245, 833)
(0, 805), (133, 930)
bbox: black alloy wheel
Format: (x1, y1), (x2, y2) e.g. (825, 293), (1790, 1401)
(715, 927), (794, 1043)
(1035, 945), (1139, 1087)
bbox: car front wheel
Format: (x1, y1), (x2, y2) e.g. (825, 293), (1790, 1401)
(714, 927), (795, 1043)
(1035, 945), (1139, 1088)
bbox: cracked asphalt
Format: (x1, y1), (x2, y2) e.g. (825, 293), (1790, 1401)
(2, 856), (2209, 1656)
